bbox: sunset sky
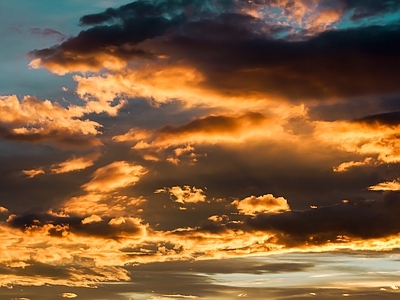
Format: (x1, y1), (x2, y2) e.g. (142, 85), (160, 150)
(1, 0), (400, 299)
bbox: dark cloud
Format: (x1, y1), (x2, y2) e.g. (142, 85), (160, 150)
(148, 21), (400, 100)
(356, 111), (400, 126)
(158, 112), (267, 135)
(0, 125), (102, 149)
(29, 0), (400, 100)
(246, 194), (400, 246)
(7, 212), (142, 239)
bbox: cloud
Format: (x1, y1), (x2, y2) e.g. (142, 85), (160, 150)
(0, 206), (8, 214)
(232, 194), (290, 215)
(113, 112), (292, 159)
(0, 95), (102, 149)
(333, 157), (374, 172)
(30, 28), (67, 41)
(6, 212), (145, 239)
(61, 293), (78, 298)
(81, 215), (103, 224)
(156, 186), (206, 204)
(245, 195), (400, 247)
(50, 152), (101, 174)
(28, 0), (400, 107)
(368, 180), (400, 191)
(82, 161), (147, 192)
(22, 168), (45, 178)
(315, 118), (400, 164)
(345, 0), (400, 20)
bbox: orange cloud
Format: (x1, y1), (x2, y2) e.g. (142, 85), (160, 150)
(315, 120), (400, 165)
(368, 180), (400, 191)
(240, 0), (343, 35)
(82, 161), (147, 193)
(22, 168), (45, 178)
(232, 194), (290, 215)
(81, 215), (103, 224)
(113, 112), (298, 163)
(61, 293), (78, 298)
(0, 95), (102, 148)
(333, 157), (374, 172)
(156, 186), (206, 204)
(50, 152), (101, 174)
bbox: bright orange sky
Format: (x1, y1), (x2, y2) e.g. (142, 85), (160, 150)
(1, 0), (400, 299)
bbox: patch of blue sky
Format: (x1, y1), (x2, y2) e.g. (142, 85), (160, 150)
(337, 8), (400, 30)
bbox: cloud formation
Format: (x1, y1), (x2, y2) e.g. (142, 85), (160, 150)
(232, 194), (290, 215)
(82, 161), (147, 192)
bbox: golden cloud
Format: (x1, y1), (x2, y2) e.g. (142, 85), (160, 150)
(0, 95), (102, 148)
(368, 180), (400, 191)
(232, 194), (291, 215)
(22, 168), (45, 178)
(81, 215), (103, 224)
(315, 120), (400, 165)
(50, 152), (101, 174)
(82, 161), (147, 193)
(156, 186), (206, 204)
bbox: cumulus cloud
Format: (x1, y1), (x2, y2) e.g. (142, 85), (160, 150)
(81, 215), (103, 224)
(232, 194), (290, 215)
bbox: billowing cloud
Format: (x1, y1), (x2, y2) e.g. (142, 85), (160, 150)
(0, 95), (102, 149)
(0, 206), (8, 214)
(232, 194), (290, 215)
(82, 161), (147, 192)
(28, 0), (400, 107)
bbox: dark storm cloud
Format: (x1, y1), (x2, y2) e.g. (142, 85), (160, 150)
(151, 22), (400, 100)
(29, 0), (400, 100)
(356, 111), (400, 126)
(245, 193), (400, 246)
(7, 212), (142, 239)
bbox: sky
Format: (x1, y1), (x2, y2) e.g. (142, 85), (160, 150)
(1, 0), (400, 299)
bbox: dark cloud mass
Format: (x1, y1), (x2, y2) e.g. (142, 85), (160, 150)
(7, 212), (142, 239)
(29, 0), (400, 99)
(246, 194), (400, 246)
